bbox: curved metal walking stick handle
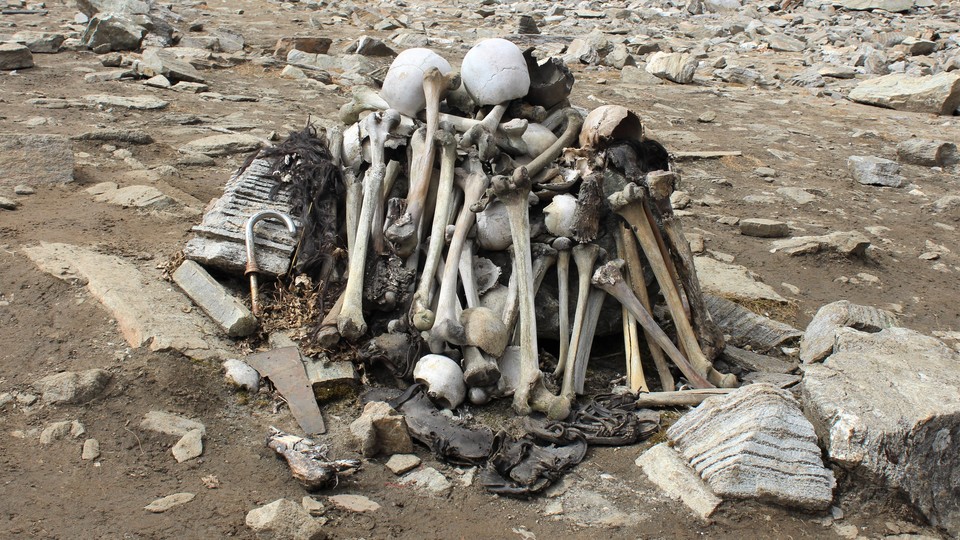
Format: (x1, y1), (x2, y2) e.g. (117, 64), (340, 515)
(245, 210), (297, 316)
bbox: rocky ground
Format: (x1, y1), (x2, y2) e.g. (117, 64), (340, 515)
(1, 0), (959, 538)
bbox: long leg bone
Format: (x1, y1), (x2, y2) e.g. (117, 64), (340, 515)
(614, 227), (647, 392)
(509, 242), (557, 345)
(560, 244), (600, 378)
(592, 259), (714, 389)
(616, 223), (671, 391)
(569, 287), (605, 396)
(551, 237), (572, 378)
(427, 153), (492, 342)
(646, 170), (726, 361)
(608, 183), (737, 388)
(372, 160), (400, 255)
(389, 68), (459, 260)
(409, 127), (457, 331)
(338, 109), (401, 340)
(492, 167), (570, 419)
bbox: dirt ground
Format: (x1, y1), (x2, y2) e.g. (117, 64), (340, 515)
(1, 0), (958, 538)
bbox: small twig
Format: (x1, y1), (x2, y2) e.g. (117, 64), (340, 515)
(123, 423), (144, 456)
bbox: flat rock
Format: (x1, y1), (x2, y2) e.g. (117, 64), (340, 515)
(246, 498), (324, 538)
(172, 428), (203, 463)
(636, 443), (721, 519)
(10, 31), (65, 53)
(305, 356), (358, 402)
(0, 43), (35, 69)
(87, 182), (176, 210)
(0, 196), (19, 210)
(800, 300), (899, 363)
(82, 438), (101, 460)
(140, 410), (206, 437)
(22, 243), (224, 358)
(668, 383), (835, 510)
(646, 51), (697, 84)
(848, 155), (904, 187)
(179, 134), (262, 157)
(849, 72), (960, 116)
(721, 345), (796, 374)
(144, 492), (195, 513)
(172, 260), (256, 337)
(400, 467), (453, 496)
(33, 369), (111, 405)
(897, 139), (958, 168)
(73, 128), (153, 144)
(777, 187), (817, 205)
(837, 0), (914, 11)
(802, 327), (960, 535)
(385, 453), (421, 475)
(740, 219), (790, 238)
(81, 14), (145, 52)
(349, 401), (412, 458)
(694, 257), (788, 304)
(770, 231), (871, 257)
(139, 47), (205, 83)
(0, 133), (74, 188)
(85, 94), (168, 110)
(328, 494), (380, 512)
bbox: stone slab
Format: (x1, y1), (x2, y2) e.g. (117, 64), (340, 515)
(636, 443), (721, 519)
(0, 133), (74, 188)
(694, 256), (788, 304)
(22, 242), (226, 359)
(172, 260), (257, 337)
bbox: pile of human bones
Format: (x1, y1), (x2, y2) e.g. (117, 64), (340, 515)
(307, 36), (740, 421)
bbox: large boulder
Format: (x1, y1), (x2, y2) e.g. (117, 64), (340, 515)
(849, 72), (960, 115)
(799, 300), (898, 363)
(802, 327), (960, 536)
(667, 383), (836, 510)
(0, 43), (35, 69)
(81, 14), (146, 52)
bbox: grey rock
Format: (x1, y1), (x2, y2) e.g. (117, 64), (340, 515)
(400, 467), (453, 496)
(210, 28), (243, 54)
(385, 453), (421, 475)
(75, 0), (149, 17)
(837, 0), (914, 11)
(0, 197), (18, 210)
(349, 401), (412, 458)
(140, 410), (206, 437)
(777, 187), (817, 205)
(694, 257), (787, 304)
(39, 421), (74, 445)
(10, 31), (65, 53)
(771, 231), (871, 257)
(171, 82), (208, 93)
(819, 65), (857, 79)
(34, 369), (111, 405)
(304, 356), (358, 402)
(928, 195), (960, 215)
(172, 260), (257, 337)
(0, 43), (34, 70)
(740, 219), (790, 238)
(802, 327), (960, 535)
(706, 294), (803, 354)
(765, 33), (806, 53)
(83, 69), (133, 83)
(176, 152), (214, 166)
(14, 185), (35, 195)
(646, 52), (697, 84)
(636, 443), (721, 519)
(86, 182), (175, 210)
(73, 129), (153, 144)
(179, 134), (262, 156)
(301, 496), (324, 516)
(849, 73), (960, 116)
(171, 428), (203, 463)
(848, 155), (904, 187)
(222, 359), (260, 391)
(84, 94), (168, 110)
(82, 438), (101, 460)
(668, 383), (835, 510)
(715, 66), (777, 88)
(81, 14), (145, 52)
(620, 65), (663, 85)
(139, 47), (205, 83)
(800, 300), (899, 364)
(144, 492), (195, 513)
(721, 345), (796, 374)
(328, 494), (380, 512)
(897, 139), (958, 168)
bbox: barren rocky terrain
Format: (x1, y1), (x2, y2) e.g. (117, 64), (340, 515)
(1, 0), (959, 538)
